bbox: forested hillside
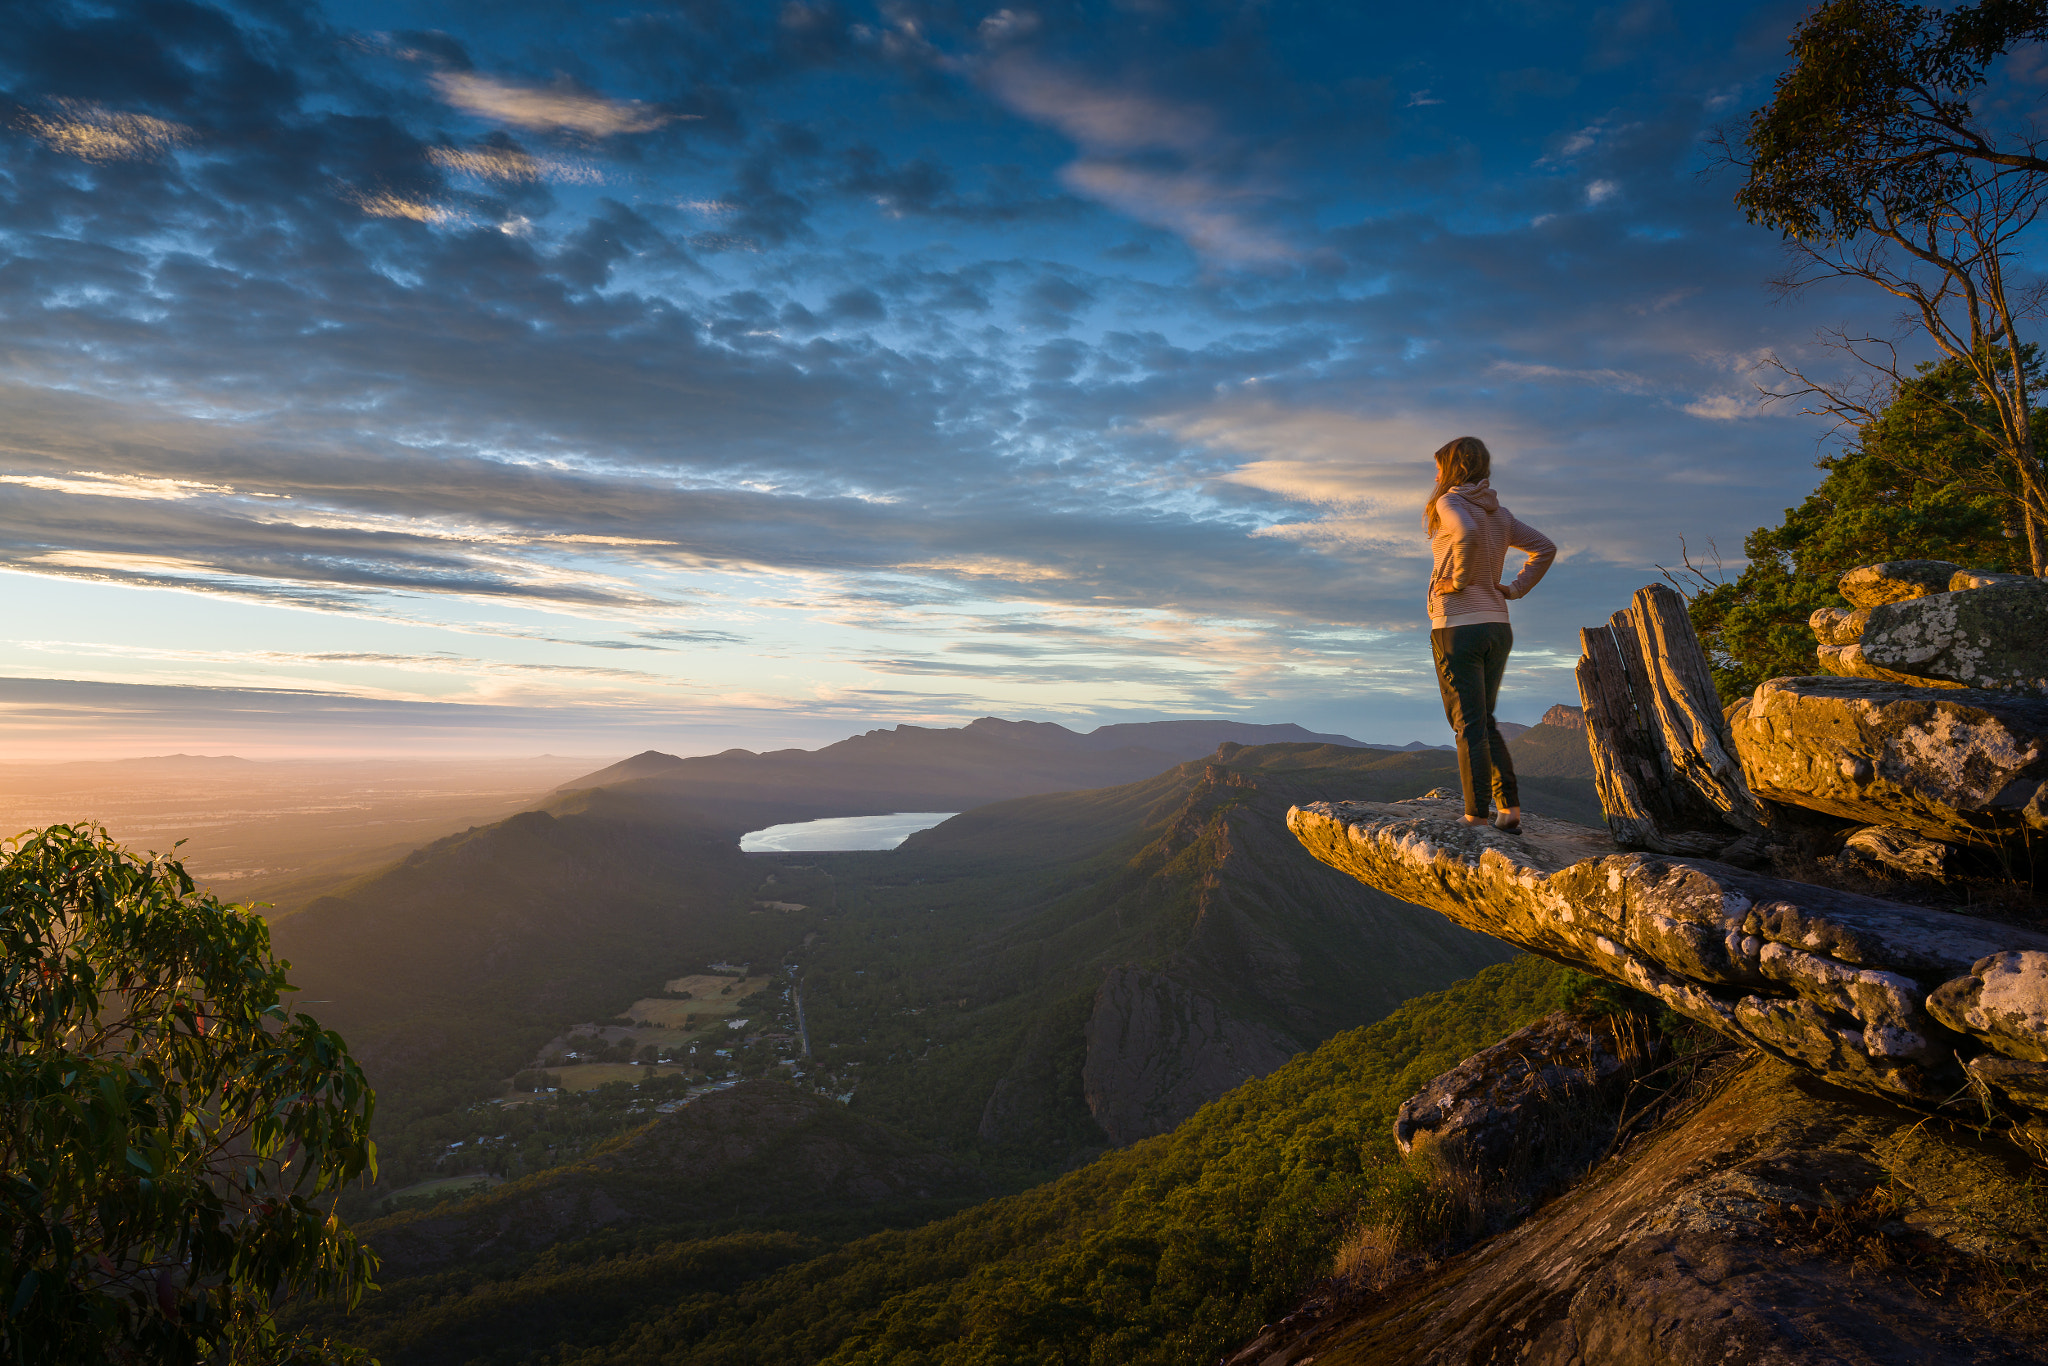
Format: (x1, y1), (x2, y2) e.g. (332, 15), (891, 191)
(273, 726), (1596, 1198)
(270, 786), (773, 1133)
(310, 956), (1584, 1365)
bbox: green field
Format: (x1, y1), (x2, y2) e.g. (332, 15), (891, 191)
(386, 1173), (500, 1202)
(549, 1063), (692, 1092)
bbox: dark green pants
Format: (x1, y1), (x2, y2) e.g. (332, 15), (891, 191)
(1430, 622), (1518, 818)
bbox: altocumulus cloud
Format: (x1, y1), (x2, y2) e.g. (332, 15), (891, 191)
(0, 0), (1912, 751)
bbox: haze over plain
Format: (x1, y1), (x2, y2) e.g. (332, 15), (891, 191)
(0, 0), (1949, 757)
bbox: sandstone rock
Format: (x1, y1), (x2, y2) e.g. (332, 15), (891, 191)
(1968, 1053), (2048, 1109)
(1952, 568), (2031, 591)
(1808, 606), (1869, 647)
(1539, 703), (1586, 730)
(1813, 639), (1955, 686)
(1287, 796), (2048, 1114)
(1841, 824), (1955, 878)
(1732, 675), (2048, 846)
(1393, 1011), (1644, 1171)
(1839, 559), (1961, 608)
(1861, 577), (2048, 692)
(1928, 950), (2048, 1063)
(1223, 1055), (2048, 1366)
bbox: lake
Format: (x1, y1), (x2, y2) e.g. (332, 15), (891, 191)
(738, 811), (958, 852)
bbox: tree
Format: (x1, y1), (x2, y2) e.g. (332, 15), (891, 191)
(1735, 0), (2048, 571)
(1683, 352), (2030, 700)
(1, 825), (378, 1363)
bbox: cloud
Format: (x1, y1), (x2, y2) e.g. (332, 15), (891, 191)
(21, 100), (189, 162)
(981, 56), (1292, 265)
(428, 145), (603, 184)
(344, 190), (460, 224)
(430, 72), (682, 136)
(1683, 391), (1763, 420)
(0, 471), (240, 501)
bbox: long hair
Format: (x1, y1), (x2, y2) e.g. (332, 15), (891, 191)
(1424, 436), (1492, 534)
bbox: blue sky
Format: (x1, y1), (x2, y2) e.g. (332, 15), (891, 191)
(0, 0), (1967, 757)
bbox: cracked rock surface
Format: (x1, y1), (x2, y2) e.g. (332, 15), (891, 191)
(1286, 797), (2048, 1116)
(1223, 1055), (2048, 1366)
(1731, 676), (2048, 847)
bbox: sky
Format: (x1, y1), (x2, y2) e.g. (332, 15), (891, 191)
(0, 0), (1990, 759)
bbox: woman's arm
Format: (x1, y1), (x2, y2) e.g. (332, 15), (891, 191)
(1499, 519), (1556, 599)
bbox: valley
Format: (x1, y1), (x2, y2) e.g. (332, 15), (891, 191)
(241, 715), (1603, 1362)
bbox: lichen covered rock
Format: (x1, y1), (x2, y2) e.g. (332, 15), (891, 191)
(1929, 951), (2048, 1063)
(1732, 675), (2048, 845)
(1287, 796), (2048, 1115)
(1861, 577), (2048, 692)
(1813, 639), (1959, 686)
(1808, 605), (1869, 647)
(1838, 559), (1962, 608)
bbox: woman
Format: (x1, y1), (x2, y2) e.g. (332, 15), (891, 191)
(1424, 436), (1555, 832)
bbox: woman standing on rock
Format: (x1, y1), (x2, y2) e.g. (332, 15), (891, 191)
(1425, 436), (1555, 833)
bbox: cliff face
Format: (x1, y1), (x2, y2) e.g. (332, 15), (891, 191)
(1229, 1053), (2048, 1366)
(1081, 965), (1300, 1145)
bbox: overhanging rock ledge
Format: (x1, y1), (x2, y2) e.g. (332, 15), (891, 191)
(1287, 795), (2048, 1120)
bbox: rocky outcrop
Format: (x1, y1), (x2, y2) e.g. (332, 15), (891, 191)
(1839, 558), (1964, 607)
(1393, 1011), (1646, 1171)
(1081, 966), (1301, 1145)
(1930, 951), (2048, 1063)
(1812, 559), (2047, 692)
(1226, 1054), (2048, 1366)
(1862, 577), (2048, 692)
(1539, 703), (1586, 730)
(1730, 675), (2048, 846)
(1287, 797), (2048, 1120)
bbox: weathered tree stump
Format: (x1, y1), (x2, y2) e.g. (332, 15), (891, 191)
(1574, 584), (1765, 859)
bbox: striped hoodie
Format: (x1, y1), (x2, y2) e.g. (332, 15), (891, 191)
(1427, 481), (1556, 627)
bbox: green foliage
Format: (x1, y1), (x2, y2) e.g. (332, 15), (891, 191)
(0, 825), (378, 1364)
(1686, 354), (2029, 700)
(1736, 0), (2048, 243)
(326, 955), (1577, 1366)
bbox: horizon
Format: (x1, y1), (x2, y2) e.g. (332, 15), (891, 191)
(0, 707), (1495, 766)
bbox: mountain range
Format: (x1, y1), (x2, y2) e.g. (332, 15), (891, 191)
(553, 717), (1495, 829)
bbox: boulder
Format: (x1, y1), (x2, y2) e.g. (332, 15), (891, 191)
(1841, 824), (1955, 878)
(1928, 950), (2048, 1063)
(1808, 606), (1869, 647)
(1861, 577), (2048, 692)
(1731, 675), (2048, 846)
(1838, 559), (1961, 608)
(1812, 640), (1958, 686)
(1286, 796), (2048, 1116)
(1952, 569), (2032, 591)
(1393, 1011), (1644, 1171)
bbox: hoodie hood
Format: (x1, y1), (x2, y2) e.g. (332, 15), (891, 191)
(1450, 480), (1499, 513)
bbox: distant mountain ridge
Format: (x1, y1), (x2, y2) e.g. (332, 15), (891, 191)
(559, 718), (1385, 793)
(555, 717), (1464, 825)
